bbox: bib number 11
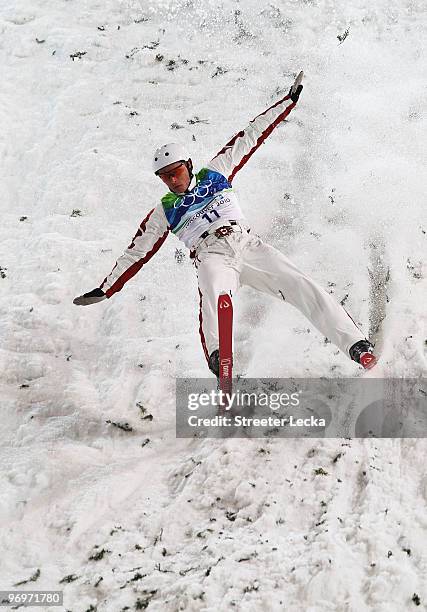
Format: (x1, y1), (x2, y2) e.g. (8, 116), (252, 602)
(202, 209), (220, 223)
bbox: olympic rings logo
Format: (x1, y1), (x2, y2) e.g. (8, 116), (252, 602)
(173, 181), (213, 209)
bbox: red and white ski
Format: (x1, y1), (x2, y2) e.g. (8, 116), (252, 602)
(217, 292), (233, 403)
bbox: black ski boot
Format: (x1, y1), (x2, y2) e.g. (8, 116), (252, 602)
(208, 349), (219, 378)
(349, 340), (377, 370)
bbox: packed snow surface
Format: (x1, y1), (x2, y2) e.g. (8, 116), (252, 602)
(1, 0), (426, 610)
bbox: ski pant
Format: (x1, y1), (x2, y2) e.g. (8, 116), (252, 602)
(194, 228), (366, 363)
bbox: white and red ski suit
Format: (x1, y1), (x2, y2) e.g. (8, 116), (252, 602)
(100, 93), (366, 365)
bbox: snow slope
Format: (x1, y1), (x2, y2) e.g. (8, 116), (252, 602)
(1, 0), (426, 610)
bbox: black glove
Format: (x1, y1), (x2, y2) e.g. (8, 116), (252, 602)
(289, 84), (303, 103)
(73, 288), (106, 306)
(289, 70), (304, 103)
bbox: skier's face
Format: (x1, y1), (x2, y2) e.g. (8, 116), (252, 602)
(157, 160), (192, 193)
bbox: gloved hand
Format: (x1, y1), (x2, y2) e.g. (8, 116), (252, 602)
(289, 70), (304, 103)
(289, 83), (303, 103)
(73, 288), (106, 306)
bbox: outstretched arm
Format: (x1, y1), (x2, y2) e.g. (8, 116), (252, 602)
(100, 205), (169, 298)
(74, 204), (169, 305)
(207, 75), (303, 183)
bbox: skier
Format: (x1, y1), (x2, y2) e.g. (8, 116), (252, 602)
(74, 73), (377, 374)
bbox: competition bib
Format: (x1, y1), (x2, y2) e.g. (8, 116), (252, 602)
(161, 168), (247, 248)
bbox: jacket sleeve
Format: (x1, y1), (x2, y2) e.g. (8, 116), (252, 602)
(207, 93), (297, 183)
(100, 204), (169, 298)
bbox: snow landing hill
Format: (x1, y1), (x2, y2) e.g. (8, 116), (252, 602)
(1, 0), (427, 610)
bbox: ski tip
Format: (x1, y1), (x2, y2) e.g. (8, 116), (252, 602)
(292, 70), (304, 93)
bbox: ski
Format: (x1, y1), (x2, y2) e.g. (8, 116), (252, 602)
(217, 292), (233, 407)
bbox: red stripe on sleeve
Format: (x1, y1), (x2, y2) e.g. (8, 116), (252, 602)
(128, 208), (155, 249)
(214, 130), (245, 159)
(213, 94), (293, 161)
(228, 100), (296, 183)
(104, 229), (169, 298)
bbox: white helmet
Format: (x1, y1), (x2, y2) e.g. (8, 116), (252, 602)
(152, 142), (190, 174)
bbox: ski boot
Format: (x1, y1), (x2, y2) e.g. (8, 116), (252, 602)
(208, 349), (220, 379)
(349, 340), (377, 370)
